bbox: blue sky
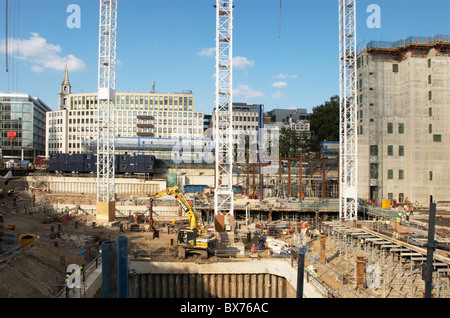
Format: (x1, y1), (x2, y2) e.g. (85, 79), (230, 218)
(1, 0), (449, 114)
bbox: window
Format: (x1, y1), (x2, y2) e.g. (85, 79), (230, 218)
(370, 163), (378, 179)
(428, 107), (432, 117)
(388, 193), (393, 200)
(399, 170), (404, 180)
(388, 169), (393, 180)
(429, 124), (432, 133)
(399, 146), (404, 156)
(433, 135), (442, 142)
(387, 122), (393, 133)
(429, 171), (433, 181)
(398, 123), (404, 134)
(428, 91), (432, 100)
(428, 59), (431, 68)
(387, 145), (393, 156)
(370, 145), (378, 156)
(428, 75), (432, 84)
(393, 64), (399, 72)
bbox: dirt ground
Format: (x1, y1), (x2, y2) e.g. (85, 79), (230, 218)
(0, 191), (186, 297)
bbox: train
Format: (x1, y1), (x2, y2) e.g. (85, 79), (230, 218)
(48, 153), (155, 175)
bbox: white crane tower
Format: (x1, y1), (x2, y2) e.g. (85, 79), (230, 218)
(214, 0), (234, 217)
(96, 0), (117, 221)
(338, 0), (358, 220)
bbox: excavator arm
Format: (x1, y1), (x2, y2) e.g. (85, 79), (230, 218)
(151, 186), (197, 228)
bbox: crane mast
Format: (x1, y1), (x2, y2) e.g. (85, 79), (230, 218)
(96, 0), (117, 221)
(339, 0), (358, 220)
(214, 0), (234, 217)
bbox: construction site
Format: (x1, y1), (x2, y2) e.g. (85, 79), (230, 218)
(0, 0), (449, 302)
(0, 157), (449, 299)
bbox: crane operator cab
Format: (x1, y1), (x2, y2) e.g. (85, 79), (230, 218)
(177, 227), (216, 259)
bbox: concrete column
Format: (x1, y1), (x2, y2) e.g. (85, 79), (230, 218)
(223, 274), (230, 298)
(189, 274), (196, 298)
(139, 274), (147, 298)
(216, 274), (223, 298)
(196, 274), (203, 298)
(210, 274), (216, 298)
(202, 275), (209, 298)
(182, 274), (189, 298)
(147, 274), (154, 298)
(250, 274), (257, 298)
(356, 254), (366, 289)
(240, 274), (246, 298)
(230, 274), (237, 298)
(168, 274), (175, 298)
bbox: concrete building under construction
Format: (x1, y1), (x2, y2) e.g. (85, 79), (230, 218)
(356, 35), (450, 207)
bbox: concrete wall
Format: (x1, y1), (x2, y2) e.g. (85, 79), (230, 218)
(128, 260), (321, 298)
(24, 176), (166, 196)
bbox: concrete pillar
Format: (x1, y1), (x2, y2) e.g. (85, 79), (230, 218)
(356, 254), (366, 289)
(250, 274), (257, 298)
(147, 274), (154, 298)
(240, 275), (246, 298)
(139, 274), (147, 297)
(196, 274), (203, 298)
(167, 274), (174, 298)
(189, 274), (196, 298)
(223, 274), (230, 298)
(202, 275), (209, 298)
(230, 274), (237, 298)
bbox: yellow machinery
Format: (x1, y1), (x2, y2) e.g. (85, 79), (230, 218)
(151, 186), (216, 259)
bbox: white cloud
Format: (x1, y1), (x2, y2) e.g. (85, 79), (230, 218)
(272, 81), (288, 88)
(272, 91), (285, 99)
(197, 47), (215, 57)
(233, 84), (265, 100)
(233, 56), (255, 70)
(0, 32), (86, 72)
(275, 73), (298, 79)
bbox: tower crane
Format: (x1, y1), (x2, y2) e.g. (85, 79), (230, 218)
(96, 0), (118, 222)
(214, 0), (234, 218)
(338, 0), (358, 220)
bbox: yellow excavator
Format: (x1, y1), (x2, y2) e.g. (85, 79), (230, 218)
(151, 186), (216, 259)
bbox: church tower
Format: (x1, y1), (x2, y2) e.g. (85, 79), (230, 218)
(58, 63), (71, 110)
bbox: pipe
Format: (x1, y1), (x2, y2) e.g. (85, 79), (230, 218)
(101, 240), (118, 298)
(117, 236), (128, 298)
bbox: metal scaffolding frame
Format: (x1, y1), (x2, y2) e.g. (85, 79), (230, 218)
(97, 0), (117, 203)
(214, 0), (234, 216)
(339, 0), (358, 220)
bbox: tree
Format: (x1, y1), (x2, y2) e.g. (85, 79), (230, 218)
(309, 95), (340, 148)
(279, 126), (302, 158)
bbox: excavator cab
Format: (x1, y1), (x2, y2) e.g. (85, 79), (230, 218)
(177, 227), (197, 247)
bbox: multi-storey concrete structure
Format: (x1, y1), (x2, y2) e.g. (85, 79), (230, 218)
(47, 69), (205, 156)
(0, 92), (51, 162)
(357, 35), (450, 206)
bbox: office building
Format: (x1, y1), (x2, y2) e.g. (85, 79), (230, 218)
(0, 93), (51, 162)
(47, 68), (205, 156)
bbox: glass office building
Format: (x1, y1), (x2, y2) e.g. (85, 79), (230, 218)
(0, 93), (51, 162)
